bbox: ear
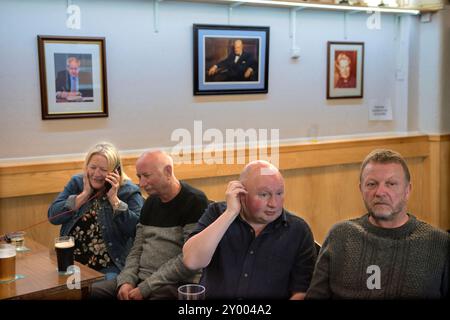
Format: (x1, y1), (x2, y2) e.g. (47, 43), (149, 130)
(163, 164), (173, 177)
(405, 182), (412, 200)
(239, 192), (248, 215)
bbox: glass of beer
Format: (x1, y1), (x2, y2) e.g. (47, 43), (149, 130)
(54, 236), (75, 275)
(178, 284), (206, 300)
(0, 244), (16, 284)
(8, 231), (29, 252)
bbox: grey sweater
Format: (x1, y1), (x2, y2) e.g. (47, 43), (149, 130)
(116, 181), (208, 299)
(116, 223), (198, 298)
(306, 214), (449, 299)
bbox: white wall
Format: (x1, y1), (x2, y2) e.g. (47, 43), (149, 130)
(416, 8), (444, 134)
(412, 7), (450, 135)
(0, 0), (443, 160)
(441, 6), (450, 133)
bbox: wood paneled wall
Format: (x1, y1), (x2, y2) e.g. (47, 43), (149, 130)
(1, 134), (448, 248)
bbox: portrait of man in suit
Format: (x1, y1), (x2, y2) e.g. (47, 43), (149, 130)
(206, 38), (259, 82)
(55, 54), (94, 102)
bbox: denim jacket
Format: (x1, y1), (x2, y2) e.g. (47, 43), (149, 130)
(48, 174), (144, 271)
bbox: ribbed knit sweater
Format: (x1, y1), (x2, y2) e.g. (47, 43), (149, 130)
(306, 214), (449, 299)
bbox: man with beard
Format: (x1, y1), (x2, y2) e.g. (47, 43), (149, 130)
(306, 149), (449, 299)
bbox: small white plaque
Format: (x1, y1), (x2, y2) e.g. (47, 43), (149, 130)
(369, 99), (393, 121)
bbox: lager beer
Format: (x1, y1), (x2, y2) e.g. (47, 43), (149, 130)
(0, 244), (16, 283)
(9, 231), (26, 251)
(10, 237), (24, 248)
(54, 236), (75, 274)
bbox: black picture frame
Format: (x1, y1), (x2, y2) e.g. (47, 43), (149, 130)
(327, 41), (364, 99)
(37, 35), (108, 119)
(193, 24), (270, 95)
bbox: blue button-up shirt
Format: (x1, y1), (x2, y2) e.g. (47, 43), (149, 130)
(70, 76), (78, 92)
(190, 202), (316, 299)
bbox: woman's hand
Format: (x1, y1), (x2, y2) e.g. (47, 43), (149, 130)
(74, 171), (93, 210)
(82, 171), (93, 195)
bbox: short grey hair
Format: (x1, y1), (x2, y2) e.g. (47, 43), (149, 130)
(360, 149), (410, 183)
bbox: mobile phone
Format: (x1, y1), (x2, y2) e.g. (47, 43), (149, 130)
(105, 165), (121, 192)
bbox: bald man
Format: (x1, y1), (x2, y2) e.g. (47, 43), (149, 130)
(91, 151), (208, 299)
(183, 160), (316, 299)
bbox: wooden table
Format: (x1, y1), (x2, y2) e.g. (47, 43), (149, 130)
(0, 238), (104, 300)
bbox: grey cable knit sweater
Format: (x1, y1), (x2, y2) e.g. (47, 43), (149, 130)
(306, 214), (449, 299)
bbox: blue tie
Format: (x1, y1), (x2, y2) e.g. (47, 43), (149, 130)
(70, 76), (77, 92)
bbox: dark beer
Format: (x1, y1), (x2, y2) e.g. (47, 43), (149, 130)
(0, 244), (16, 283)
(54, 237), (74, 274)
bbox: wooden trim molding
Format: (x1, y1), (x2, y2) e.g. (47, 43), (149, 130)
(428, 133), (450, 142)
(0, 134), (432, 198)
(1, 133), (448, 246)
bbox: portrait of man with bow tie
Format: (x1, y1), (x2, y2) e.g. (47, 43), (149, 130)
(194, 25), (269, 95)
(206, 38), (258, 82)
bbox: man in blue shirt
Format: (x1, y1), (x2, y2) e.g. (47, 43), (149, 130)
(183, 160), (316, 299)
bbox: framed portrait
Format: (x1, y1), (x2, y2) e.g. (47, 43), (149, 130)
(37, 35), (108, 119)
(193, 24), (270, 95)
(327, 41), (364, 99)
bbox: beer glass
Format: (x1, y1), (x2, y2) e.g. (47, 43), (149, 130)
(178, 284), (206, 300)
(0, 244), (16, 283)
(54, 236), (75, 275)
(8, 231), (29, 252)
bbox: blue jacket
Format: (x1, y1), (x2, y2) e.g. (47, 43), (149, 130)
(48, 174), (144, 271)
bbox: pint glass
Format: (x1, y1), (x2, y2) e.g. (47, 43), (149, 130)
(0, 244), (16, 283)
(8, 231), (28, 252)
(54, 236), (75, 275)
(178, 284), (206, 300)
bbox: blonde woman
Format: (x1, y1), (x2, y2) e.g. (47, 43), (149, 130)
(48, 142), (144, 279)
